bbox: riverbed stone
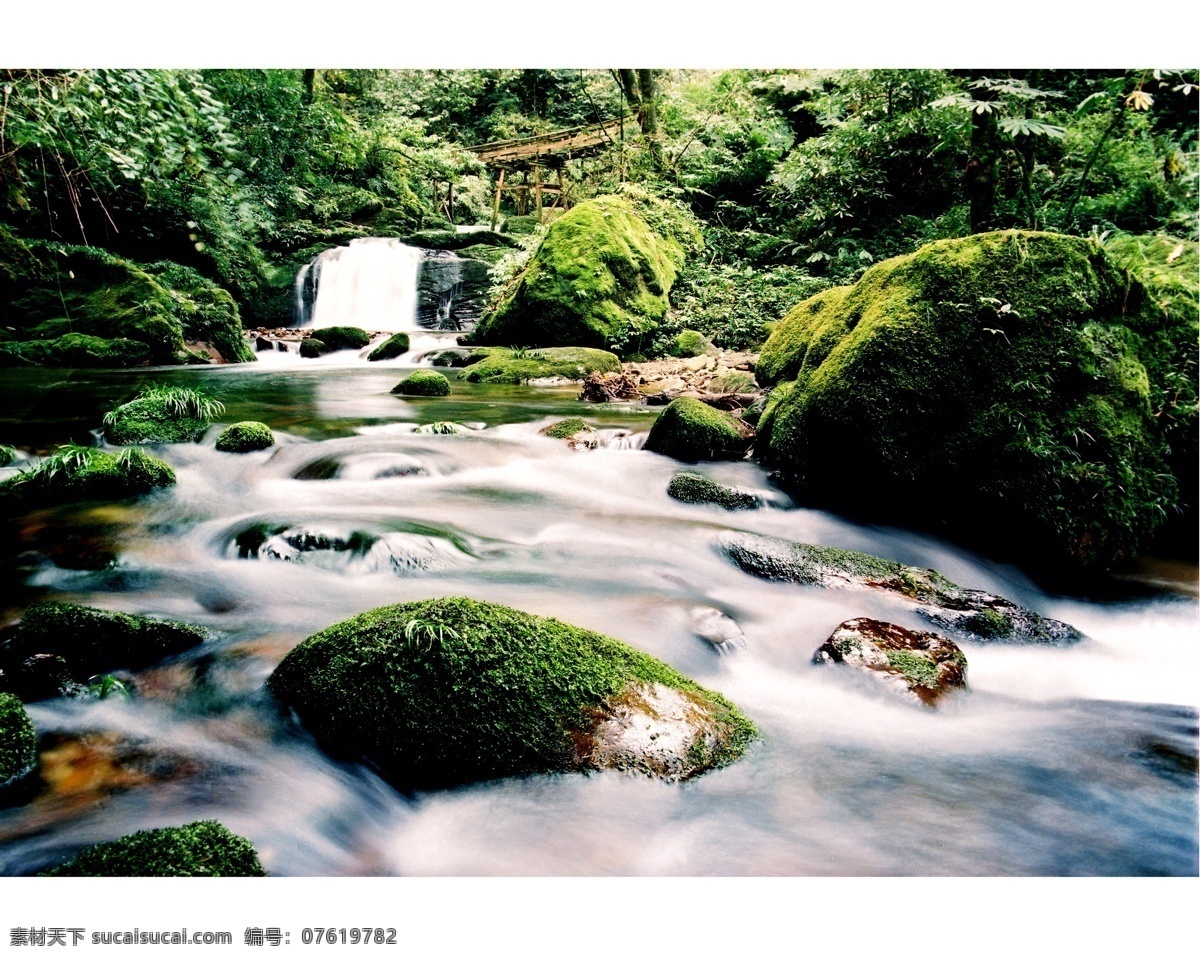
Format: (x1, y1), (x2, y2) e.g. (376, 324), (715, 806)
(540, 418), (598, 449)
(215, 421), (275, 453)
(689, 606), (746, 655)
(367, 332), (411, 361)
(39, 820), (267, 877)
(719, 531), (1084, 645)
(0, 693), (38, 788)
(643, 397), (753, 462)
(267, 597), (756, 788)
(813, 618), (967, 707)
(668, 472), (760, 510)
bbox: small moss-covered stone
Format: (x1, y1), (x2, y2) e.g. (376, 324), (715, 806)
(215, 421), (275, 453)
(542, 418), (591, 440)
(643, 397), (752, 462)
(103, 385), (221, 445)
(720, 531), (1083, 646)
(0, 445), (16, 467)
(669, 330), (711, 358)
(308, 326), (371, 352)
(391, 370), (451, 396)
(268, 597), (756, 788)
(462, 347), (621, 384)
(367, 332), (411, 361)
(667, 472), (760, 510)
(5, 601), (205, 679)
(299, 338), (326, 358)
(40, 821), (266, 877)
(0, 447), (175, 504)
(0, 693), (37, 787)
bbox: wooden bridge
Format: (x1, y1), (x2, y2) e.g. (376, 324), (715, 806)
(467, 117), (629, 229)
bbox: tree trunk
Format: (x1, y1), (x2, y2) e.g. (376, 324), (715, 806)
(302, 69), (317, 105)
(965, 86), (1000, 233)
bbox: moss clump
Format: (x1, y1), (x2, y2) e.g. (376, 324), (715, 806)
(0, 333), (151, 368)
(5, 601), (204, 680)
(308, 326), (371, 352)
(40, 821), (266, 877)
(391, 370), (451, 397)
(267, 597), (756, 789)
(462, 347), (621, 384)
(413, 421), (469, 435)
(501, 215), (541, 236)
(542, 418), (592, 440)
(0, 693), (37, 787)
(0, 445), (16, 467)
(299, 338), (326, 358)
(472, 195), (692, 352)
(965, 608), (1014, 639)
(431, 349), (478, 367)
(367, 332), (411, 361)
(215, 421), (275, 453)
(669, 330), (711, 358)
(667, 472), (760, 510)
(643, 397), (752, 462)
(0, 446), (175, 504)
(103, 384), (223, 445)
(756, 230), (1195, 574)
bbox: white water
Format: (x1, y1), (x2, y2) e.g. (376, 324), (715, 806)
(300, 238), (424, 333)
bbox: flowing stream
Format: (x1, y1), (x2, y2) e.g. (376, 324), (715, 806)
(0, 359), (1196, 877)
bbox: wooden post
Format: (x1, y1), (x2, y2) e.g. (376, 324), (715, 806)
(447, 182), (454, 225)
(556, 167), (566, 210)
(534, 165), (543, 224)
(491, 168), (505, 231)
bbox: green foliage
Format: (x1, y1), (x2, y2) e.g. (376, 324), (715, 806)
(0, 445), (16, 467)
(87, 674), (131, 701)
(40, 821), (266, 877)
(391, 370), (451, 396)
(215, 421), (275, 453)
(103, 384), (223, 444)
(0, 693), (38, 786)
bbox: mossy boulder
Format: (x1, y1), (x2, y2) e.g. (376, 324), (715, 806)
(643, 397), (753, 462)
(720, 531), (1083, 646)
(40, 821), (266, 877)
(0, 230), (253, 365)
(539, 418), (598, 449)
(669, 330), (712, 358)
(755, 230), (1198, 574)
(471, 195), (692, 352)
(462, 347), (621, 384)
(308, 326), (371, 352)
(401, 229), (518, 251)
(0, 447), (175, 504)
(3, 601), (205, 680)
(299, 338), (326, 358)
(391, 370), (451, 396)
(267, 597), (756, 788)
(667, 472), (760, 510)
(215, 421), (275, 453)
(814, 618), (967, 708)
(367, 332), (411, 361)
(0, 693), (37, 787)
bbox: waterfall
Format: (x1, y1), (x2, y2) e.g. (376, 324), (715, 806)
(295, 238), (423, 332)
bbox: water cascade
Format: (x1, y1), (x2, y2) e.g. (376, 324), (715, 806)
(295, 238), (424, 332)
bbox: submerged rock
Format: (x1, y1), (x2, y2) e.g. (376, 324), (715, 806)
(720, 532), (1084, 646)
(0, 692), (38, 788)
(215, 421), (275, 454)
(298, 338), (326, 359)
(462, 347), (620, 384)
(668, 472), (760, 510)
(391, 370), (451, 397)
(367, 332), (411, 361)
(643, 397), (753, 462)
(689, 606), (747, 655)
(3, 601), (206, 681)
(0, 447), (175, 504)
(814, 618), (967, 707)
(755, 230), (1198, 574)
(267, 597), (756, 788)
(539, 418), (598, 450)
(39, 820), (267, 877)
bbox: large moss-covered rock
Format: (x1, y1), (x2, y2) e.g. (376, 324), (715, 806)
(0, 693), (37, 787)
(471, 195), (692, 352)
(103, 385), (221, 445)
(756, 231), (1197, 574)
(643, 397), (753, 462)
(0, 230), (254, 366)
(307, 326), (371, 352)
(391, 370), (451, 396)
(40, 821), (266, 877)
(462, 347), (621, 384)
(267, 597), (756, 788)
(0, 447), (175, 504)
(3, 601), (205, 680)
(367, 332), (411, 361)
(215, 421), (275, 453)
(720, 531), (1083, 646)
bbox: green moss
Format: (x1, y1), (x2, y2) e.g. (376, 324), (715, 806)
(757, 230), (1192, 573)
(215, 421), (275, 453)
(146, 261), (256, 363)
(643, 397), (751, 462)
(472, 196), (690, 353)
(669, 330), (710, 358)
(267, 597), (755, 789)
(299, 338), (326, 359)
(391, 370), (451, 396)
(0, 693), (38, 786)
(402, 229), (518, 251)
(0, 445), (16, 467)
(0, 333), (151, 368)
(413, 421), (469, 435)
(883, 649), (941, 690)
(103, 385), (222, 445)
(6, 601), (205, 679)
(542, 418), (592, 440)
(462, 347), (621, 384)
(0, 446), (175, 504)
(40, 821), (266, 877)
(308, 326), (371, 351)
(367, 332), (411, 361)
(667, 472), (760, 510)
(965, 608), (1014, 639)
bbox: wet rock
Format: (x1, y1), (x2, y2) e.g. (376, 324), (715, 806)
(254, 336), (274, 352)
(39, 820), (267, 877)
(643, 397), (753, 462)
(540, 418), (599, 450)
(720, 532), (1085, 645)
(0, 448), (175, 505)
(307, 326), (370, 352)
(0, 692), (37, 788)
(0, 654), (78, 702)
(366, 332), (411, 361)
(668, 472), (760, 510)
(267, 597), (756, 789)
(689, 606), (746, 655)
(813, 618), (967, 707)
(298, 338), (325, 359)
(103, 385), (221, 445)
